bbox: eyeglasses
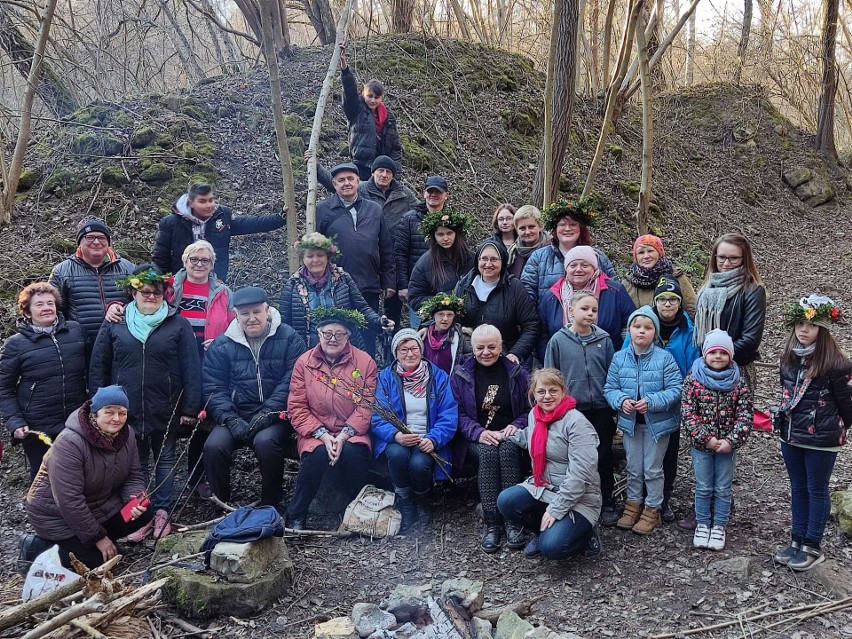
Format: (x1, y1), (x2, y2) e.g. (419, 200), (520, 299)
(534, 388), (562, 397)
(137, 290), (163, 298)
(655, 297), (681, 306)
(319, 330), (349, 341)
(478, 257), (501, 264)
(189, 257), (212, 266)
(716, 255), (743, 264)
(397, 346), (421, 355)
(82, 234), (108, 244)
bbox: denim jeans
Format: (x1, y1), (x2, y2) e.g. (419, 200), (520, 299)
(691, 448), (737, 528)
(781, 442), (838, 546)
(408, 307), (421, 330)
(496, 485), (593, 560)
(384, 442), (433, 498)
(623, 423), (669, 508)
(137, 431), (177, 511)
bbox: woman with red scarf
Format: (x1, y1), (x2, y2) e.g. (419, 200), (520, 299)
(497, 368), (602, 559)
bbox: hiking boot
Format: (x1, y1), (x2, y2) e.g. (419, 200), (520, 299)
(773, 540), (801, 566)
(632, 506), (661, 535)
(788, 545), (825, 572)
(287, 517), (307, 532)
(523, 535), (541, 557)
(126, 517), (154, 543)
(18, 533), (52, 576)
(677, 510), (697, 531)
(660, 499), (675, 523)
(693, 523), (710, 549)
(415, 494), (432, 527)
(707, 526), (726, 551)
(600, 501), (619, 528)
(152, 509), (171, 539)
(397, 496), (419, 532)
(194, 482), (212, 500)
(584, 525), (603, 558)
(480, 524), (503, 554)
(616, 500), (643, 530)
(506, 524), (530, 550)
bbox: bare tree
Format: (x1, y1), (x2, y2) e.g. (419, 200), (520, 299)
(686, 9), (696, 83)
(733, 0), (753, 83)
(391, 0), (415, 32)
(235, 0), (290, 54)
(815, 0), (840, 160)
(301, 0), (336, 44)
(635, 9), (653, 234)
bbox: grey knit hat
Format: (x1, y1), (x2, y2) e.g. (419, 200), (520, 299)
(702, 328), (735, 358)
(391, 328), (424, 357)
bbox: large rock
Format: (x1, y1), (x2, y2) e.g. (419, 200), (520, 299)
(794, 176), (836, 206)
(381, 584), (432, 624)
(441, 577), (484, 612)
(708, 556), (754, 581)
(472, 617), (493, 639)
(810, 560), (852, 597)
(495, 610), (534, 639)
(352, 602), (396, 638)
(831, 489), (852, 536)
(209, 537), (287, 584)
(782, 166), (811, 188)
(315, 617), (357, 639)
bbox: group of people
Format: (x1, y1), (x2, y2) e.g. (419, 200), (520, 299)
(3, 53), (850, 576)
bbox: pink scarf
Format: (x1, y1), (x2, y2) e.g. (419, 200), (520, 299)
(531, 396), (576, 486)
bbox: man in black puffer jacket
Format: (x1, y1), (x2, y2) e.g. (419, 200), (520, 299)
(48, 216), (135, 360)
(202, 287), (306, 508)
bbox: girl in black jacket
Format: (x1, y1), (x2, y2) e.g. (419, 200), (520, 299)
(773, 295), (852, 572)
(0, 283), (87, 480)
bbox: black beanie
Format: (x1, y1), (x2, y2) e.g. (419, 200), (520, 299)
(371, 155), (397, 174)
(76, 216), (111, 245)
(653, 274), (682, 301)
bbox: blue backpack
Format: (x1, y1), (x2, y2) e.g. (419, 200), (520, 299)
(200, 506), (284, 565)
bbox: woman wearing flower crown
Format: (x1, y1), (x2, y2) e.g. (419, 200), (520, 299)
(89, 265), (202, 542)
(279, 232), (393, 351)
(407, 210), (474, 327)
(417, 292), (470, 375)
(772, 295), (851, 572)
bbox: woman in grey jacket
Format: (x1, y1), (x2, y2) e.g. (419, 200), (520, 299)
(497, 368), (602, 559)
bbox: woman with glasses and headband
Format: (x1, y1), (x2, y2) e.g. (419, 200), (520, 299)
(286, 308), (377, 531)
(279, 232), (392, 351)
(623, 235), (697, 315)
(454, 240), (539, 365)
(371, 329), (458, 531)
(90, 265), (201, 542)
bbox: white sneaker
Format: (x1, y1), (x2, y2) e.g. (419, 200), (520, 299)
(708, 526), (726, 551)
(693, 523), (710, 549)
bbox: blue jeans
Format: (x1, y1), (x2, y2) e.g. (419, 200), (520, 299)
(497, 485), (593, 560)
(137, 431), (177, 511)
(408, 307), (421, 330)
(691, 448), (737, 528)
(781, 442), (838, 546)
(622, 423), (669, 508)
(384, 442), (433, 498)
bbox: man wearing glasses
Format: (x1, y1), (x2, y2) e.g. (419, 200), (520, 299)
(48, 216), (135, 359)
(202, 287), (306, 510)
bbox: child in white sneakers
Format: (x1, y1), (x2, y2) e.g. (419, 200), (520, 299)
(681, 329), (752, 550)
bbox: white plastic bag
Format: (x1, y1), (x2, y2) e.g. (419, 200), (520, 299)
(23, 545), (80, 602)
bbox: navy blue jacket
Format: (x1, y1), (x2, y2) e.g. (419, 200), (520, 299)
(341, 68), (402, 169)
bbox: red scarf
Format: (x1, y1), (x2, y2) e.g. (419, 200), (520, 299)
(375, 102), (388, 137)
(530, 396), (576, 486)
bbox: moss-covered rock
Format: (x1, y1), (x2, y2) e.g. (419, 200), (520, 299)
(139, 163), (173, 184)
(154, 132), (176, 149)
(72, 133), (124, 158)
(401, 135), (435, 172)
(607, 145), (624, 160)
(177, 142), (197, 158)
(181, 104), (206, 120)
(130, 127), (156, 149)
(288, 136), (305, 157)
(18, 168), (41, 191)
(619, 179), (641, 202)
(282, 113), (303, 133)
(43, 168), (79, 194)
(101, 166), (129, 187)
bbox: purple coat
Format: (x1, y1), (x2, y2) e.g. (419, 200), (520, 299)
(450, 354), (531, 472)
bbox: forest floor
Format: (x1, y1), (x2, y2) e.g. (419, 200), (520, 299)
(1, 35), (851, 638)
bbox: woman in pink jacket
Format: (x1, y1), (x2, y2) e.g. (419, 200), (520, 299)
(286, 307), (378, 530)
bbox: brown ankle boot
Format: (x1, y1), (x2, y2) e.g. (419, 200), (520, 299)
(632, 506), (661, 535)
(616, 500), (643, 530)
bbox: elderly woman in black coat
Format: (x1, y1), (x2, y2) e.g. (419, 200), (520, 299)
(0, 282), (87, 481)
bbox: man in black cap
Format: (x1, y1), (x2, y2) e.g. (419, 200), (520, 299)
(315, 163), (395, 357)
(202, 287), (306, 508)
(48, 216), (135, 358)
(395, 175), (451, 328)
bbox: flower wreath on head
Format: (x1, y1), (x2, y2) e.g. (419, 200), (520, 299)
(418, 292), (466, 322)
(784, 294), (842, 327)
(116, 270), (174, 290)
(540, 198), (601, 231)
(418, 209), (474, 240)
(309, 306), (367, 331)
(294, 232), (342, 261)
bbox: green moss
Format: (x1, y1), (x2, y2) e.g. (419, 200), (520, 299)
(177, 142), (197, 158)
(111, 110), (134, 127)
(294, 101), (315, 117)
(196, 143), (216, 157)
(72, 133), (124, 158)
(153, 133), (176, 149)
(139, 163), (173, 184)
(779, 137), (793, 150)
(282, 113), (303, 133)
(607, 145), (624, 160)
(43, 168), (79, 194)
(18, 168), (41, 191)
(101, 166), (129, 187)
(130, 127), (156, 149)
(113, 239), (152, 263)
(619, 179), (641, 202)
(181, 104), (206, 120)
(288, 136), (305, 157)
(401, 135), (435, 172)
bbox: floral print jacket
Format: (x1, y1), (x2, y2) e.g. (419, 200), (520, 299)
(681, 373), (753, 452)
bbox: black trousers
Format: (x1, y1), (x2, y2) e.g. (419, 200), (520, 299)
(203, 422), (290, 506)
(663, 428), (680, 502)
(583, 407), (616, 503)
(51, 508), (155, 570)
(22, 438), (50, 483)
(286, 442), (370, 520)
(383, 294), (403, 334)
(188, 429), (209, 485)
(361, 291), (381, 358)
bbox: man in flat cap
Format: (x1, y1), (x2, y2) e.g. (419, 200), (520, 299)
(202, 287), (306, 509)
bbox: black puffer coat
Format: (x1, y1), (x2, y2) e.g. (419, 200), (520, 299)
(697, 284), (767, 366)
(394, 204), (429, 290)
(454, 240), (540, 361)
(89, 305), (202, 436)
(203, 308), (306, 424)
(48, 254), (135, 348)
(777, 359), (852, 448)
(342, 68), (402, 169)
(0, 317), (88, 437)
(408, 249), (475, 312)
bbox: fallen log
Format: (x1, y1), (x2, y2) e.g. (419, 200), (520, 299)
(20, 593), (105, 639)
(473, 595), (546, 625)
(87, 578), (169, 630)
(155, 611), (215, 638)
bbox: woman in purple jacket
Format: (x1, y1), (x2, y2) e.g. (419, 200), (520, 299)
(451, 325), (530, 554)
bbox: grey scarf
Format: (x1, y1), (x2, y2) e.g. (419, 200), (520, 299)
(693, 267), (746, 347)
(30, 319), (58, 335)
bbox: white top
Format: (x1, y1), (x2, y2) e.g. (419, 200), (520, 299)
(472, 276), (498, 302)
(404, 392), (428, 435)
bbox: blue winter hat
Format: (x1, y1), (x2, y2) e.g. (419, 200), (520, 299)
(628, 305), (661, 336)
(91, 385), (129, 413)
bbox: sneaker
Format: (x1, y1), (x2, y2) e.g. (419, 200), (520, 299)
(788, 545), (825, 572)
(584, 525), (603, 558)
(506, 524), (530, 550)
(677, 510), (697, 531)
(523, 535), (541, 557)
(126, 518), (154, 543)
(600, 502), (619, 528)
(152, 509), (171, 539)
(693, 523), (710, 549)
(660, 500), (675, 523)
(194, 482), (212, 499)
(773, 540), (801, 566)
(707, 526), (726, 551)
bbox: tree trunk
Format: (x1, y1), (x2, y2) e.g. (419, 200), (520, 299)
(302, 0), (337, 43)
(0, 4), (77, 117)
(602, 0), (617, 84)
(157, 0), (206, 83)
(733, 0), (752, 84)
(258, 0), (298, 271)
(0, 0), (62, 224)
(532, 0), (581, 207)
(815, 0), (839, 160)
(686, 9), (696, 84)
(234, 0), (290, 54)
(635, 11), (653, 235)
(391, 0), (415, 32)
